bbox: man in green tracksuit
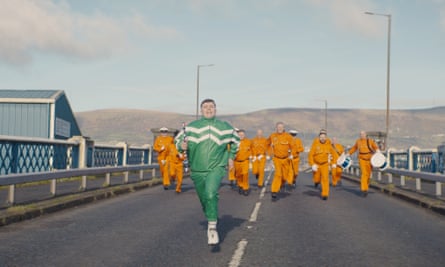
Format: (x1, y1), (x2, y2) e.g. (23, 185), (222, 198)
(175, 98), (239, 245)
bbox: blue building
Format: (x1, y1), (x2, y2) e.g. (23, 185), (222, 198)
(0, 90), (82, 139)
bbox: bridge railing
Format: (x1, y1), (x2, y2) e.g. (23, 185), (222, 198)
(0, 135), (152, 175)
(0, 164), (159, 205)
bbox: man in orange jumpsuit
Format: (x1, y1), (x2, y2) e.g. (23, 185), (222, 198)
(153, 127), (173, 190)
(288, 129), (304, 188)
(251, 129), (269, 188)
(267, 122), (295, 200)
(348, 130), (380, 197)
(227, 143), (236, 188)
(168, 140), (185, 193)
(308, 130), (338, 200)
(331, 137), (345, 187)
(234, 129), (252, 196)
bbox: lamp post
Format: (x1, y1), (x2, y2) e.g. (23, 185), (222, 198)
(196, 64), (214, 119)
(365, 11), (392, 149)
(324, 100), (328, 132)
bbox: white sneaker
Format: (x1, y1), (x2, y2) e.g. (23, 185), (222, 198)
(207, 228), (219, 245)
(207, 221), (219, 245)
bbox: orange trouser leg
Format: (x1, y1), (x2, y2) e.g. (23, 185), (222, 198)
(174, 163), (183, 192)
(235, 161), (249, 189)
(253, 158), (266, 187)
(288, 158), (300, 184)
(313, 167), (321, 184)
(271, 158), (289, 193)
(161, 160), (170, 186)
(319, 164), (330, 197)
(359, 159), (372, 192)
(239, 161), (250, 190)
(332, 167), (342, 186)
(228, 167), (235, 181)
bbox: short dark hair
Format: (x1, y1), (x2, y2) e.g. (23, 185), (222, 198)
(201, 98), (216, 108)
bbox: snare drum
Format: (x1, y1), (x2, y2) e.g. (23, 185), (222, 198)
(336, 153), (352, 170)
(371, 152), (388, 171)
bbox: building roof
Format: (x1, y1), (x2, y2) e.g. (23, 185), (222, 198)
(0, 90), (63, 103)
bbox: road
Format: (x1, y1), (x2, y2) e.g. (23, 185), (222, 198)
(0, 170), (444, 267)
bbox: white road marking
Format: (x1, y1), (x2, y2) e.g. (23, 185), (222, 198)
(228, 169), (273, 267)
(249, 202), (261, 222)
(228, 239), (248, 267)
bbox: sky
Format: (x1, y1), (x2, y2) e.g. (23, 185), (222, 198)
(0, 0), (444, 115)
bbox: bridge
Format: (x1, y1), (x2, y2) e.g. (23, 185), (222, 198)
(0, 170), (444, 266)
(0, 136), (445, 266)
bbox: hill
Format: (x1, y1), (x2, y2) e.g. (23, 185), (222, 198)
(75, 107), (445, 149)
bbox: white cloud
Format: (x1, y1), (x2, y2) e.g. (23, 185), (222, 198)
(0, 0), (180, 66)
(304, 0), (385, 37)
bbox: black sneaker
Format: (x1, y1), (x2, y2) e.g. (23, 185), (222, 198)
(164, 186), (169, 190)
(363, 191), (368, 197)
(271, 193), (277, 200)
(314, 183), (319, 188)
(243, 190), (249, 196)
(322, 196), (328, 201)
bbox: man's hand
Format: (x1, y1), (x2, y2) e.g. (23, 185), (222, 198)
(312, 164), (318, 172)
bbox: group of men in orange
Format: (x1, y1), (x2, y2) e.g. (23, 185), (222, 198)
(227, 122), (304, 199)
(153, 127), (186, 193)
(154, 123), (380, 201)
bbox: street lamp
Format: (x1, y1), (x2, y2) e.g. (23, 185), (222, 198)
(324, 100), (328, 132)
(365, 11), (392, 149)
(196, 64), (214, 119)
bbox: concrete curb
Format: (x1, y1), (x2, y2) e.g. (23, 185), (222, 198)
(341, 174), (445, 216)
(0, 178), (163, 227)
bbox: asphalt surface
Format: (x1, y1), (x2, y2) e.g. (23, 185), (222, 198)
(0, 170), (444, 267)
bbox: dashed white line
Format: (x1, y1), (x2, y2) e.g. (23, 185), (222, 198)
(228, 169), (273, 267)
(228, 239), (248, 267)
(249, 202), (261, 222)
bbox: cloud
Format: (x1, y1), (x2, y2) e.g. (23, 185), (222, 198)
(304, 0), (384, 37)
(0, 0), (179, 66)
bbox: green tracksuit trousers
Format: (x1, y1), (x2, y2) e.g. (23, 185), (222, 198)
(191, 167), (225, 221)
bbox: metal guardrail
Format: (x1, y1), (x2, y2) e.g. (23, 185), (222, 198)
(0, 135), (152, 175)
(345, 165), (445, 197)
(0, 164), (159, 204)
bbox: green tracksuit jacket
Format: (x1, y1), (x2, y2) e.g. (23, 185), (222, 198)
(175, 117), (240, 171)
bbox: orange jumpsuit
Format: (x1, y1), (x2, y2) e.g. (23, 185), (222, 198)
(251, 136), (269, 187)
(268, 132), (295, 194)
(331, 143), (345, 186)
(168, 143), (185, 193)
(227, 144), (236, 184)
(308, 138), (338, 198)
(348, 138), (379, 192)
(289, 137), (304, 185)
(153, 135), (173, 187)
(234, 138), (252, 192)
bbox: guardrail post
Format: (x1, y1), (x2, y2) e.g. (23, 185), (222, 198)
(400, 175), (405, 186)
(139, 169), (144, 180)
(387, 173), (393, 183)
(124, 171), (129, 184)
(50, 179), (56, 196)
(416, 178), (421, 191)
(436, 182), (442, 197)
(7, 185), (15, 204)
(105, 173), (111, 186)
(152, 168), (156, 178)
(377, 171), (382, 181)
(81, 175), (87, 191)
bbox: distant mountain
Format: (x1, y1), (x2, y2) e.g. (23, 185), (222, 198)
(75, 107), (445, 149)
